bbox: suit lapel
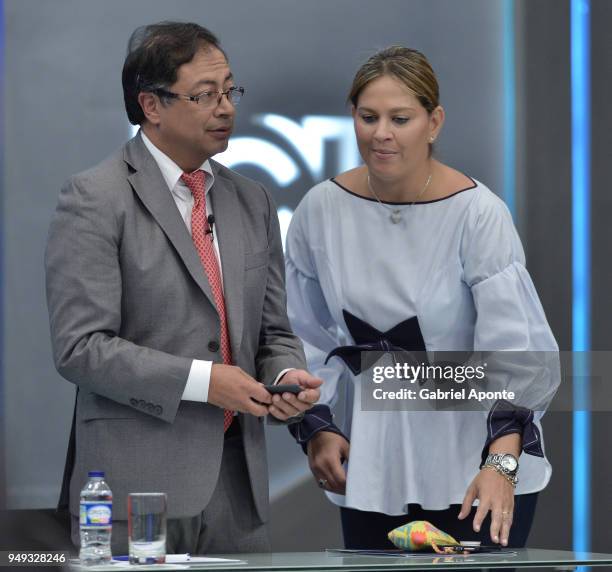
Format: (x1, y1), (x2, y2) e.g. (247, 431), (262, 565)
(209, 166), (245, 357)
(124, 135), (217, 310)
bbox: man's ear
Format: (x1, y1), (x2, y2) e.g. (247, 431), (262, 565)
(138, 92), (162, 125)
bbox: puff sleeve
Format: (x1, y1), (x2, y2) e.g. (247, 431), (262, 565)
(461, 190), (560, 459)
(285, 192), (349, 448)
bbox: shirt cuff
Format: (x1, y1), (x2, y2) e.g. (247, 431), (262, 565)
(480, 398), (544, 467)
(288, 404), (349, 454)
(182, 360), (212, 402)
(273, 368), (295, 385)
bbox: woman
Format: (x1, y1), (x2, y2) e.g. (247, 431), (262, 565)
(282, 47), (559, 550)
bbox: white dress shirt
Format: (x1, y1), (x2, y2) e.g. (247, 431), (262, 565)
(142, 131), (290, 403)
(141, 131), (220, 402)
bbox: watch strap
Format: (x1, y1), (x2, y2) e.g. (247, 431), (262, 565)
(482, 464), (519, 487)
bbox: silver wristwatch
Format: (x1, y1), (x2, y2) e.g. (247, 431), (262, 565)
(482, 453), (519, 486)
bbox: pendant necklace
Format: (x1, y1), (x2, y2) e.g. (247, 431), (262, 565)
(367, 172), (432, 224)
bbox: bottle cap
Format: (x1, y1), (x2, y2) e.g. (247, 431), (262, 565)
(88, 471), (105, 478)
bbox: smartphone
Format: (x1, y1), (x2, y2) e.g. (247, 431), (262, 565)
(436, 544), (503, 554)
(265, 384), (302, 395)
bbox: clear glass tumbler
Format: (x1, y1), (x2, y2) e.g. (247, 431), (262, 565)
(128, 493), (167, 564)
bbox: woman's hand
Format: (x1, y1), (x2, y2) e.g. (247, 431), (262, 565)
(307, 431), (350, 495)
(458, 467), (515, 546)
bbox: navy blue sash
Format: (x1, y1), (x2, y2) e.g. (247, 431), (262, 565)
(324, 310), (427, 374)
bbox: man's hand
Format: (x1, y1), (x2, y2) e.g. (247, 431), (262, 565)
(307, 431), (349, 495)
(458, 468), (515, 546)
(208, 364), (272, 417)
(268, 369), (323, 421)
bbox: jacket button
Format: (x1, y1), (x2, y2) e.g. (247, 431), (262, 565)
(208, 340), (220, 352)
(129, 398), (138, 407)
(146, 403), (154, 413)
(154, 405), (163, 416)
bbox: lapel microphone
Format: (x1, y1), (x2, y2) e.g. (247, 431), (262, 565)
(206, 214), (215, 241)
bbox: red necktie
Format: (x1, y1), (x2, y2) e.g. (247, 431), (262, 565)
(181, 170), (234, 432)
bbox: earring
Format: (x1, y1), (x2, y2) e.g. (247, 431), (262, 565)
(429, 136), (435, 143)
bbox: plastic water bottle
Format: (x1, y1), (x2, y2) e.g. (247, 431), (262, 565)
(79, 471), (112, 565)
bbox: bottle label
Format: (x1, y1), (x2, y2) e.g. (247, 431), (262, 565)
(80, 501), (112, 526)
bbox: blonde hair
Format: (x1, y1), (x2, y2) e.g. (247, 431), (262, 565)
(348, 46), (440, 113)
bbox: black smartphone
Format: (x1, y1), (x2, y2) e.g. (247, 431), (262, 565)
(264, 384), (302, 395)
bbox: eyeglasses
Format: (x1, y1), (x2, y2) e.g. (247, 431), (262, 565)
(155, 86), (245, 108)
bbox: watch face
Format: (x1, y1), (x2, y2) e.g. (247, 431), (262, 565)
(501, 455), (518, 472)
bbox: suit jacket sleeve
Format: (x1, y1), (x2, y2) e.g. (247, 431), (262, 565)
(45, 175), (192, 423)
(254, 185), (306, 383)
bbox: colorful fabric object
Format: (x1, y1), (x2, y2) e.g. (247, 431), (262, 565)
(387, 520), (459, 551)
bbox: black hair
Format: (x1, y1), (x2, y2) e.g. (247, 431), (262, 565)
(122, 21), (225, 125)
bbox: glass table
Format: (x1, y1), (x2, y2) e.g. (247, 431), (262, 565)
(73, 549), (612, 571)
(204, 550), (612, 571)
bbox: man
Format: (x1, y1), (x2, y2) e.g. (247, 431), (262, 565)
(45, 21), (320, 554)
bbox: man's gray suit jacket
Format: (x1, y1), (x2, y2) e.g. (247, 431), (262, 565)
(45, 133), (306, 522)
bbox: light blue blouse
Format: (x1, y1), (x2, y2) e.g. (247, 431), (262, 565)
(285, 177), (559, 514)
